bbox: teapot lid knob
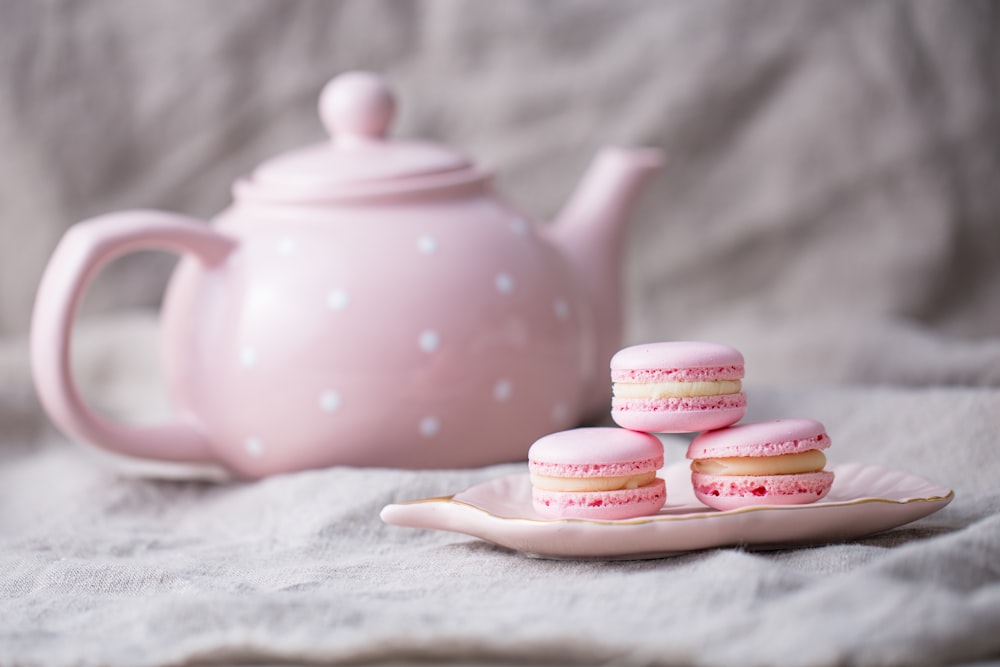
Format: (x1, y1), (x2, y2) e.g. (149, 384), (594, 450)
(319, 71), (395, 145)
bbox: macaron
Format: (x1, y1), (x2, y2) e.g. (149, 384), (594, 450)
(528, 427), (666, 520)
(610, 341), (747, 433)
(686, 418), (834, 511)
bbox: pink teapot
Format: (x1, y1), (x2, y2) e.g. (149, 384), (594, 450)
(31, 72), (661, 477)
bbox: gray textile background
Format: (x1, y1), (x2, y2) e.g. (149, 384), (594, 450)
(2, 1), (1000, 665)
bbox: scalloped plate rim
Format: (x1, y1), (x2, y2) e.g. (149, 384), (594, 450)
(380, 461), (954, 558)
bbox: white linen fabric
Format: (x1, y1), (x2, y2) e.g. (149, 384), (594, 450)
(2, 1), (1000, 665)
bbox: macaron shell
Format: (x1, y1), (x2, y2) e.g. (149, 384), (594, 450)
(528, 427), (664, 478)
(691, 470), (835, 511)
(611, 395), (746, 433)
(611, 366), (744, 383)
(610, 341), (745, 372)
(532, 478), (667, 520)
(687, 418), (830, 460)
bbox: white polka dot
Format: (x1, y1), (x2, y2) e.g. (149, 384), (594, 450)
(419, 416), (440, 438)
(327, 289), (350, 311)
(319, 391), (341, 413)
(240, 346), (257, 368)
(493, 379), (513, 402)
(510, 218), (529, 235)
(495, 273), (514, 294)
(245, 437), (264, 457)
(417, 235), (438, 254)
(248, 286), (277, 311)
(552, 402), (570, 425)
(277, 237), (297, 255)
(419, 330), (440, 353)
(554, 298), (570, 320)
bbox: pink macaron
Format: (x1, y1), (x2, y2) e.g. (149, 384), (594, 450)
(686, 418), (834, 511)
(528, 427), (666, 520)
(610, 341), (747, 433)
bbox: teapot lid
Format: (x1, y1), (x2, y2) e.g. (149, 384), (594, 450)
(239, 72), (484, 203)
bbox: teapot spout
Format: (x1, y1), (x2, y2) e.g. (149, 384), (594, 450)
(548, 147), (662, 419)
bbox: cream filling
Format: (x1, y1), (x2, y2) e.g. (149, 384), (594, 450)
(530, 471), (657, 492)
(691, 450), (827, 476)
(613, 380), (742, 399)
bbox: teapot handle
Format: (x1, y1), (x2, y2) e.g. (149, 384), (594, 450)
(30, 210), (238, 463)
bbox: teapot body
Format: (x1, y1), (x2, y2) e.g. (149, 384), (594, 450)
(161, 187), (595, 476)
(30, 73), (659, 476)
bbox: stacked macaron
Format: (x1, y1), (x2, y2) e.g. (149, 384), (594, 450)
(527, 341), (834, 519)
(610, 341), (747, 433)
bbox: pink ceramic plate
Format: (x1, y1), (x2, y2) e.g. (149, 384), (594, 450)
(380, 462), (953, 559)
